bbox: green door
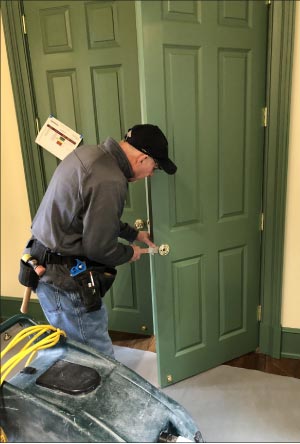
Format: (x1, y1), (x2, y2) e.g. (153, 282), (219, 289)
(137, 0), (268, 386)
(23, 0), (153, 335)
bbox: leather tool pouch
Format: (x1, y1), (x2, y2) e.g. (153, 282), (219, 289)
(30, 239), (48, 265)
(18, 239), (46, 290)
(73, 267), (117, 313)
(18, 259), (39, 290)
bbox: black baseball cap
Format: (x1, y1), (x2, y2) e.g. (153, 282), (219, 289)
(124, 124), (177, 175)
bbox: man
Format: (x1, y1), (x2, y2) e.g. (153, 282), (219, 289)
(22, 124), (177, 357)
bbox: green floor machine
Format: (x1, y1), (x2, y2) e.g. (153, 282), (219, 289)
(0, 314), (203, 443)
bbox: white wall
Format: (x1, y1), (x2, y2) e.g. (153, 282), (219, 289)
(1, 9), (299, 327)
(281, 3), (300, 328)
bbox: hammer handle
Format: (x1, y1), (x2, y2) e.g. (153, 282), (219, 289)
(20, 287), (32, 314)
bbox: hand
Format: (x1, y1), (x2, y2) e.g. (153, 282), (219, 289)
(136, 231), (157, 248)
(129, 244), (149, 262)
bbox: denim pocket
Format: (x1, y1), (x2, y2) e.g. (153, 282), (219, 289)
(37, 283), (62, 314)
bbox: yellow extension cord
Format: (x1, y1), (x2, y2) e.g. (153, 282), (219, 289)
(0, 427), (8, 443)
(0, 324), (66, 386)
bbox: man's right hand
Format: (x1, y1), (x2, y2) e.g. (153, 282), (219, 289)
(129, 244), (149, 262)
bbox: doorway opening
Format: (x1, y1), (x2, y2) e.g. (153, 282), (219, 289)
(2, 0), (296, 386)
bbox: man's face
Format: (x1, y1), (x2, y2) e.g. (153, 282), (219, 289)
(129, 155), (159, 182)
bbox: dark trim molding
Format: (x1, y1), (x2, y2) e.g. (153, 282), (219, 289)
(281, 328), (300, 359)
(0, 296), (46, 322)
(259, 1), (296, 358)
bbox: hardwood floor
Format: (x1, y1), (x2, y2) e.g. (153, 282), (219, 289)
(110, 331), (156, 353)
(110, 331), (300, 379)
(225, 351), (300, 379)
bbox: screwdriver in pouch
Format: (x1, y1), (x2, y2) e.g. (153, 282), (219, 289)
(88, 271), (96, 294)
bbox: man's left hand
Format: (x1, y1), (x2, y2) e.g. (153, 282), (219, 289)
(136, 231), (157, 248)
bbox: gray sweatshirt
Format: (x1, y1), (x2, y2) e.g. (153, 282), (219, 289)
(30, 137), (138, 289)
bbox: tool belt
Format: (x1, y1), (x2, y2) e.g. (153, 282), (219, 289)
(19, 239), (117, 312)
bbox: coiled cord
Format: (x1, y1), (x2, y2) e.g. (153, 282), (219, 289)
(1, 324), (66, 385)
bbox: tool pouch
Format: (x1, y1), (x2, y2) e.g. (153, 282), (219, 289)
(18, 259), (39, 290)
(30, 239), (48, 265)
(73, 267), (117, 313)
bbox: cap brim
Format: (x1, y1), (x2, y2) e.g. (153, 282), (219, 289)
(158, 158), (177, 175)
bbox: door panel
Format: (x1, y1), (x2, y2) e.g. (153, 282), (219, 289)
(137, 0), (267, 386)
(24, 0), (153, 334)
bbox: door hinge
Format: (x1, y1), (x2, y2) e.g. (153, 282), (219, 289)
(21, 15), (27, 35)
(257, 305), (262, 322)
(260, 213), (264, 231)
(262, 107), (268, 127)
(35, 117), (40, 135)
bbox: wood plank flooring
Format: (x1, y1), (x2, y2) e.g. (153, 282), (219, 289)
(110, 331), (300, 379)
(110, 331), (156, 352)
(226, 351), (300, 379)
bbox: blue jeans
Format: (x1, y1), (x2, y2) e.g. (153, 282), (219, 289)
(36, 281), (115, 358)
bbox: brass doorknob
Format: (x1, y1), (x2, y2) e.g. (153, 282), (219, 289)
(158, 244), (170, 256)
(134, 219), (146, 230)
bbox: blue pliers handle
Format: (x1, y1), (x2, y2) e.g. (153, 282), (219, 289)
(70, 259), (87, 277)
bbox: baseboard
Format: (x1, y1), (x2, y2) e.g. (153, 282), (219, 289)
(281, 327), (300, 359)
(259, 321), (282, 358)
(0, 296), (46, 322)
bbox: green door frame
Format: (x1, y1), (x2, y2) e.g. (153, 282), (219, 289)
(2, 1), (46, 215)
(2, 0), (296, 358)
(259, 0), (296, 358)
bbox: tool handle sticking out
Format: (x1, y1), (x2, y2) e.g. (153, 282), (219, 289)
(20, 286), (32, 314)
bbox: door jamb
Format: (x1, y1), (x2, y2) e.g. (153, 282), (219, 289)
(2, 0), (296, 357)
(259, 0), (296, 357)
(2, 1), (46, 216)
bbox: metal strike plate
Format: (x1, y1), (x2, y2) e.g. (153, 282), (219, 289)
(134, 218), (146, 230)
(158, 244), (170, 256)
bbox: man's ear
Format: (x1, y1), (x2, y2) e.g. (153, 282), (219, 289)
(137, 153), (148, 164)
